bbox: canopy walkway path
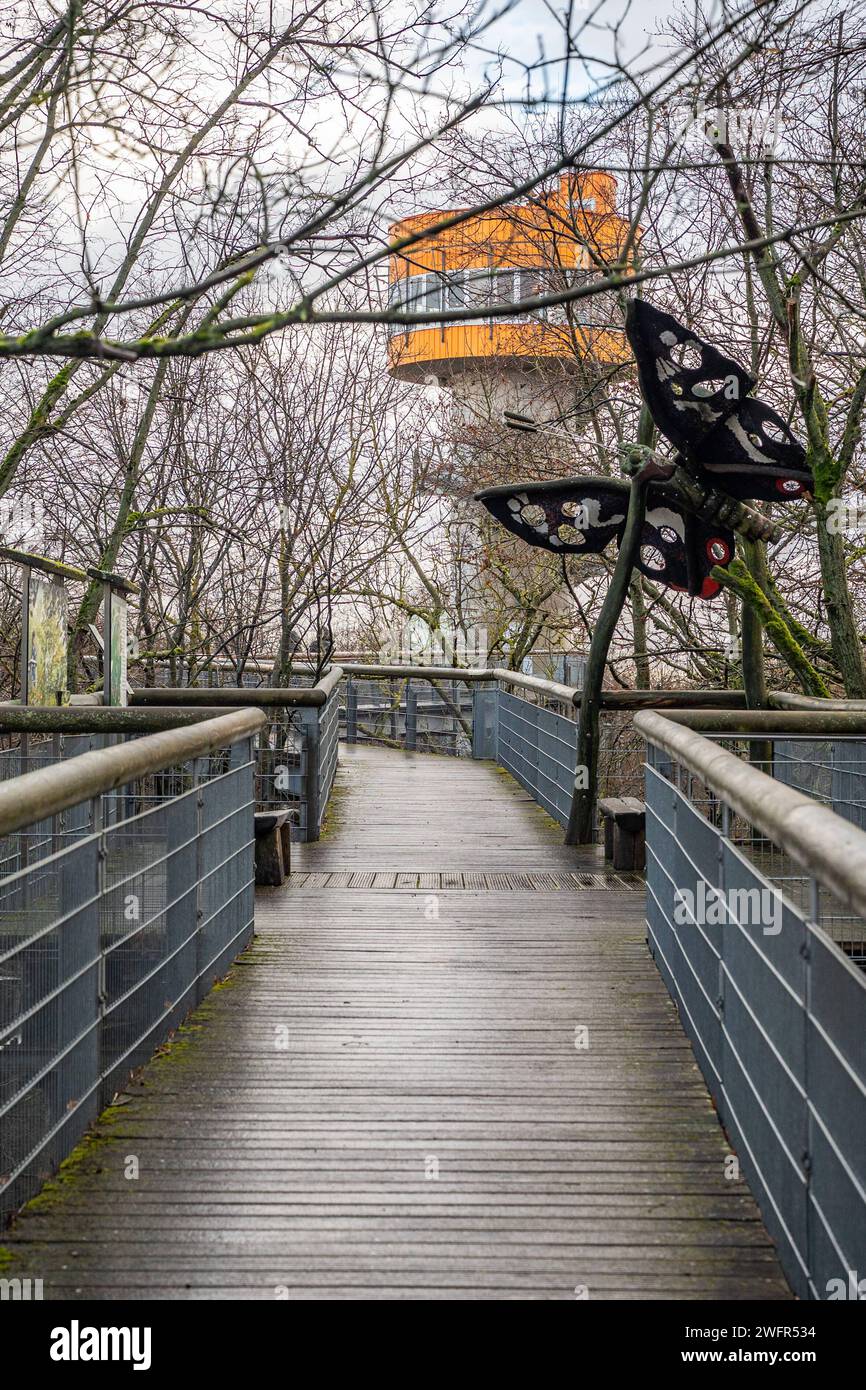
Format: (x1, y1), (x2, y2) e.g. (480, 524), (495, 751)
(1, 741), (789, 1300)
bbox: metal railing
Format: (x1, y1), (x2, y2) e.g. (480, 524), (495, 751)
(342, 665), (579, 818)
(132, 668), (343, 841)
(0, 707), (266, 1226)
(130, 664), (749, 840)
(337, 666), (747, 831)
(475, 684), (576, 827)
(636, 708), (866, 1302)
(343, 674), (473, 756)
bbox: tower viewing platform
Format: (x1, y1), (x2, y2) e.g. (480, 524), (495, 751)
(386, 172), (633, 386)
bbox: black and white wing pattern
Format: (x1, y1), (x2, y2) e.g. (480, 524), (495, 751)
(625, 298), (812, 501)
(475, 477), (630, 554)
(698, 397), (812, 501)
(475, 476), (734, 599)
(625, 299), (754, 454)
(639, 499), (733, 599)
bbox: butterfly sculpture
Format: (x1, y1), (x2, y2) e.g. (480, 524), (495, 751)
(475, 299), (811, 599)
(626, 299), (812, 503)
(477, 473), (734, 598)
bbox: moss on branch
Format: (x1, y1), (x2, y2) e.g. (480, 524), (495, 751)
(711, 558), (831, 699)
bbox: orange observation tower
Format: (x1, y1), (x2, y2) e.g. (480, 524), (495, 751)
(386, 171), (633, 423)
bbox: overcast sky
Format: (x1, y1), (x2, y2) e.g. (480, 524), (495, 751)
(468, 0), (709, 101)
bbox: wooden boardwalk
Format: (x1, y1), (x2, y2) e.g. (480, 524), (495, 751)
(2, 744), (791, 1299)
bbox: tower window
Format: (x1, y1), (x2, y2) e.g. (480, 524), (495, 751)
(425, 275), (442, 311)
(491, 269), (517, 305)
(444, 272), (466, 309)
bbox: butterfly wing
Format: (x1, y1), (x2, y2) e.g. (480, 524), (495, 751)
(627, 298), (812, 500)
(697, 397), (813, 500)
(626, 298), (754, 455)
(474, 477), (630, 554)
(476, 475), (733, 599)
(636, 486), (734, 599)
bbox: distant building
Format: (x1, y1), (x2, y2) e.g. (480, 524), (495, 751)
(385, 170), (632, 651)
(522, 649), (587, 688)
(387, 171), (632, 427)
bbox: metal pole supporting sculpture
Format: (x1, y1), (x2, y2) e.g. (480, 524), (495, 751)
(476, 299), (813, 844)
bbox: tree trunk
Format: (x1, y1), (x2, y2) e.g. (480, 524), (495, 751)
(815, 503), (866, 696)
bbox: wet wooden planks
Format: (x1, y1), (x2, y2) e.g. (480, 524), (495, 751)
(293, 742), (600, 872)
(1, 744), (792, 1300)
(289, 870), (643, 890)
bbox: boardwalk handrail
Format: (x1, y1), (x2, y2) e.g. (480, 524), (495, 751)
(0, 706), (255, 733)
(770, 689), (866, 711)
(131, 665), (344, 707)
(340, 663), (578, 704)
(130, 671), (343, 840)
(131, 661), (750, 712)
(121, 667), (749, 837)
(636, 706), (866, 1301)
(0, 704), (266, 1225)
(339, 664), (749, 709)
(635, 707), (866, 923)
(130, 659), (741, 716)
(0, 707), (266, 838)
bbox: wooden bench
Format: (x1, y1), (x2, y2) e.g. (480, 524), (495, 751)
(254, 810), (295, 886)
(598, 796), (646, 871)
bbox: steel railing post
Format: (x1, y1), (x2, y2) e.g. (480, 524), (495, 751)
(346, 676), (358, 744)
(192, 755), (206, 1002)
(389, 679), (398, 743)
(406, 680), (417, 750)
(298, 706), (321, 841)
(471, 684), (498, 760)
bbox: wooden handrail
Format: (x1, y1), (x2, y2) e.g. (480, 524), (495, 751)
(341, 663), (496, 682)
(131, 666), (345, 708)
(0, 707), (267, 839)
(0, 707), (255, 733)
(770, 690), (866, 712)
(341, 664), (749, 710)
(635, 708), (866, 924)
(648, 708), (866, 734)
(127, 660), (758, 714)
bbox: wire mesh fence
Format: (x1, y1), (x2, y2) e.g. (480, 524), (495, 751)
(252, 678), (341, 839)
(0, 733), (243, 872)
(342, 676), (474, 757)
(660, 734), (866, 967)
(494, 688), (577, 828)
(641, 726), (866, 1300)
(597, 711), (645, 801)
(0, 732), (257, 1226)
(134, 660), (305, 689)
